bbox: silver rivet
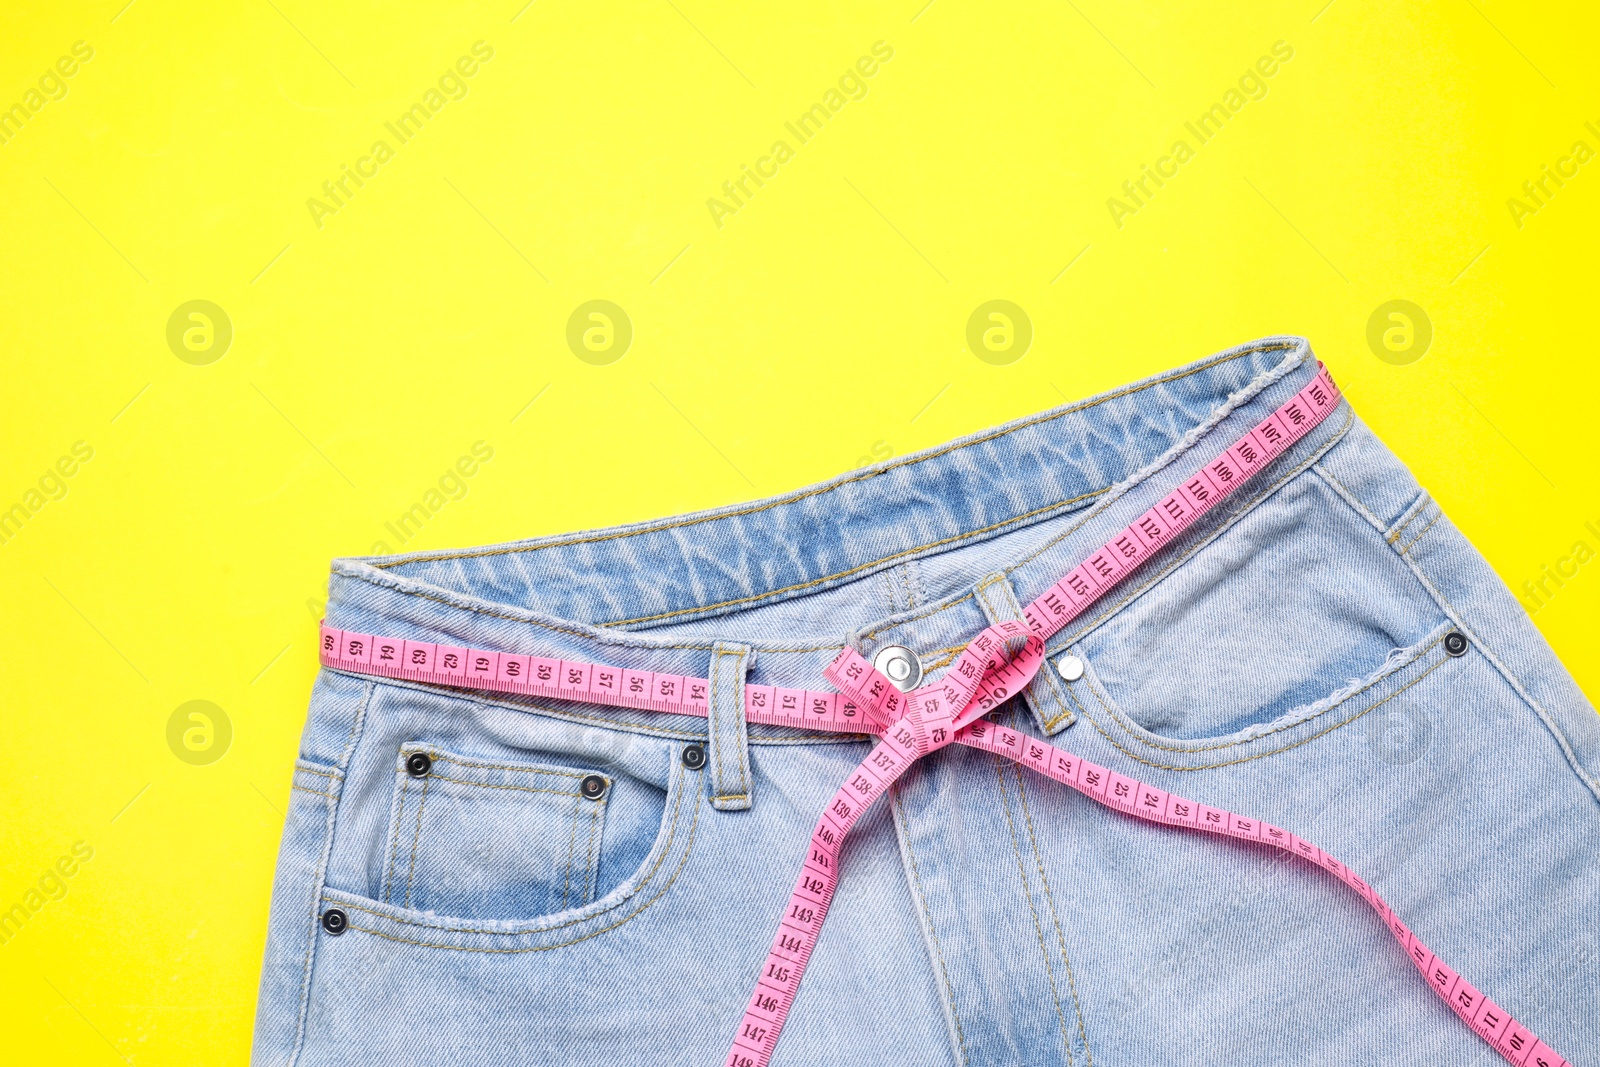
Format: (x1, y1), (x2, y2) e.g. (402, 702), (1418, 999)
(871, 645), (923, 692)
(1056, 654), (1085, 682)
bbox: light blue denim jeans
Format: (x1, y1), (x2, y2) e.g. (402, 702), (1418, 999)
(253, 337), (1599, 1066)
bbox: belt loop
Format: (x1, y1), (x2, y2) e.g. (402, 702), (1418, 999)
(707, 641), (754, 811)
(974, 572), (1079, 735)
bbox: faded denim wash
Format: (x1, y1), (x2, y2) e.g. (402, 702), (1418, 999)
(253, 336), (1599, 1066)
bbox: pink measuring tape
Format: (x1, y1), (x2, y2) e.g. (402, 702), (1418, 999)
(319, 365), (1569, 1067)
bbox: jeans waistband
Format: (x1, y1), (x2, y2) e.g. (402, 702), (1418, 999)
(322, 335), (1344, 736)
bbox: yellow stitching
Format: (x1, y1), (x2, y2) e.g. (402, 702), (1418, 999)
(1014, 760), (1094, 1066)
(290, 677), (373, 1067)
(862, 591), (978, 641)
(734, 653), (751, 799)
(336, 755), (691, 937)
(1043, 675), (1094, 735)
(416, 750), (590, 779)
(295, 765), (342, 779)
(1312, 463), (1376, 529)
(995, 756), (1077, 1062)
(559, 791), (582, 910)
(413, 774), (585, 798)
(1077, 654), (1450, 771)
(293, 787), (335, 1059)
(341, 678), (374, 758)
(1387, 506), (1420, 544)
(891, 790), (971, 1065)
(1400, 511), (1442, 556)
(1386, 503), (1421, 544)
(375, 347), (1288, 570)
(582, 796), (603, 904)
(1036, 655), (1082, 732)
(710, 646), (751, 802)
(613, 489), (1108, 626)
(403, 772), (431, 908)
(1088, 633), (1446, 755)
(711, 651), (727, 798)
(337, 766), (702, 950)
(1386, 495), (1432, 545)
(382, 777), (408, 904)
(290, 785), (337, 799)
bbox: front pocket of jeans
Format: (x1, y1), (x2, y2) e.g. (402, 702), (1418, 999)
(380, 744), (608, 920)
(1068, 465), (1448, 744)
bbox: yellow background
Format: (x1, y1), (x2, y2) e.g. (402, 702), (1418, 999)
(1, 0), (1596, 1061)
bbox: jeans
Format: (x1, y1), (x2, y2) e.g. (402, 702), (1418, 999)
(252, 336), (1599, 1066)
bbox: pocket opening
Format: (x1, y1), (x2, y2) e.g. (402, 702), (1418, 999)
(378, 743), (630, 921)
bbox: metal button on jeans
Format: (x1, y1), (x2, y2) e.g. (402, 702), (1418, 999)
(872, 645), (923, 693)
(1444, 631), (1469, 657)
(580, 774), (608, 800)
(406, 752), (432, 778)
(682, 743), (706, 770)
(320, 908), (348, 936)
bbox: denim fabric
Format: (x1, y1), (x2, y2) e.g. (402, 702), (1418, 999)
(252, 336), (1600, 1066)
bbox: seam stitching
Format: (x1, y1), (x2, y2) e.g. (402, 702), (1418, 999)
(1399, 511), (1443, 556)
(284, 677), (373, 1067)
(1014, 761), (1095, 1066)
(1385, 492), (1432, 544)
(1088, 632), (1445, 755)
(559, 792), (582, 911)
(1387, 543), (1600, 806)
(413, 750), (592, 778)
(995, 754), (1077, 1064)
(615, 488), (1109, 626)
(710, 645), (752, 805)
(1310, 462), (1386, 535)
(381, 775), (407, 904)
(413, 774), (585, 798)
(1078, 655), (1449, 771)
(582, 797), (602, 904)
(334, 761), (702, 950)
(331, 756), (691, 938)
(891, 789), (970, 1066)
(402, 771), (431, 909)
